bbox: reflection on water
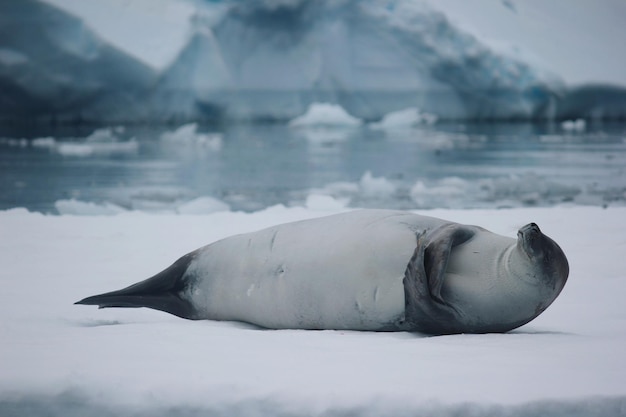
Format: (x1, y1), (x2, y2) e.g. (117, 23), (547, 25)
(0, 122), (625, 213)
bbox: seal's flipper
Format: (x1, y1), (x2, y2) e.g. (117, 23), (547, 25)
(424, 224), (475, 303)
(403, 230), (469, 334)
(75, 252), (198, 320)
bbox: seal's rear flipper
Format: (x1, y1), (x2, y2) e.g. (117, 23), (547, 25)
(75, 252), (198, 320)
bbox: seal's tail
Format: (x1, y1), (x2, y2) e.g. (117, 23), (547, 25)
(75, 252), (198, 320)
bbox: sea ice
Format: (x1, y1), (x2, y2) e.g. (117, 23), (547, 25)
(0, 205), (624, 416)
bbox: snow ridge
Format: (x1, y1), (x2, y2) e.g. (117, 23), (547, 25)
(1, 391), (624, 417)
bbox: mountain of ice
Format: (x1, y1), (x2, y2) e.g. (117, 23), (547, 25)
(0, 0), (157, 123)
(1, 0), (625, 123)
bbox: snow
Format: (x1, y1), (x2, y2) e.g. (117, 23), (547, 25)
(1, 205), (625, 415)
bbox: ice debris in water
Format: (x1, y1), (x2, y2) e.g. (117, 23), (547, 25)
(561, 119), (586, 132)
(410, 174), (581, 208)
(288, 103), (363, 127)
(27, 128), (139, 157)
(160, 123), (223, 151)
(369, 107), (438, 129)
(306, 172), (583, 210)
(359, 171), (397, 199)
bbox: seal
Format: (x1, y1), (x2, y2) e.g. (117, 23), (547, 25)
(76, 209), (569, 334)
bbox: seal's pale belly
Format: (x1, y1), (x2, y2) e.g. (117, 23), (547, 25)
(185, 210), (445, 330)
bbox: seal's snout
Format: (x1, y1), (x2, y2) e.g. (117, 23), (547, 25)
(518, 223), (541, 237)
(517, 222), (545, 258)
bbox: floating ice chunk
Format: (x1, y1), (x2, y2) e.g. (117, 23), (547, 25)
(300, 127), (352, 146)
(561, 119), (586, 132)
(288, 103), (362, 127)
(161, 123), (223, 151)
(161, 123), (196, 141)
(410, 177), (469, 208)
(176, 196), (230, 215)
(304, 194), (349, 211)
(55, 139), (139, 157)
(47, 128), (139, 157)
(0, 137), (28, 147)
(359, 171), (396, 199)
(85, 127), (117, 142)
(478, 174), (581, 206)
(305, 174), (398, 209)
(409, 174), (582, 209)
(108, 186), (196, 213)
(31, 137), (56, 148)
(55, 143), (95, 157)
(370, 107), (438, 129)
(54, 199), (127, 215)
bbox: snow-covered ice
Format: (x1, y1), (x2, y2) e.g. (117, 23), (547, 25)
(1, 205), (625, 416)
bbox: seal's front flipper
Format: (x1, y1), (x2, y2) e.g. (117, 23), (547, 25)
(75, 252), (198, 320)
(403, 228), (471, 335)
(424, 224), (475, 304)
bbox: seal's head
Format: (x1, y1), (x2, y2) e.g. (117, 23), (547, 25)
(515, 222), (569, 298)
(518, 223), (569, 282)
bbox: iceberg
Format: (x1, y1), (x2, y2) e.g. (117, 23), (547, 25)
(1, 0), (625, 123)
(0, 0), (157, 123)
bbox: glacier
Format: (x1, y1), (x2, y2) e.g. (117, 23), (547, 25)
(0, 0), (625, 123)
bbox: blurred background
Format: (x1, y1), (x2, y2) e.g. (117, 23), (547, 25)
(1, 0), (625, 214)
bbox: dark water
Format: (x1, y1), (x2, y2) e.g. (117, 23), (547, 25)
(1, 122), (625, 214)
